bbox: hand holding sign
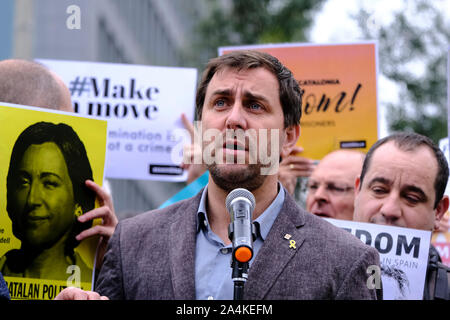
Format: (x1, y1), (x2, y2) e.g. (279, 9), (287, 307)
(278, 146), (316, 195)
(76, 180), (118, 269)
(180, 113), (207, 184)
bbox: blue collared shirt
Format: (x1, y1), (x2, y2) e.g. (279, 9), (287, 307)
(195, 184), (285, 300)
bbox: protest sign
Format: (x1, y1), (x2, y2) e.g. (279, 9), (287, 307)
(432, 232), (450, 268)
(38, 59), (197, 182)
(0, 103), (107, 299)
(325, 218), (431, 300)
(219, 42), (378, 160)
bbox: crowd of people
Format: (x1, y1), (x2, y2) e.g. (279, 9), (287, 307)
(0, 51), (448, 300)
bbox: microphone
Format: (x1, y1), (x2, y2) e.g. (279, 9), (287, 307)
(226, 188), (256, 263)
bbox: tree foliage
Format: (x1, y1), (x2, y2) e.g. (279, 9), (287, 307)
(195, 0), (325, 60)
(355, 0), (450, 142)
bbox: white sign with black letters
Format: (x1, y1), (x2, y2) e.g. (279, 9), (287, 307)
(39, 59), (197, 181)
(325, 218), (431, 300)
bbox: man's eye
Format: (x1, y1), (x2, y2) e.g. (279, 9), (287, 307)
(248, 102), (263, 110)
(372, 186), (387, 194)
(405, 196), (419, 204)
(404, 194), (421, 205)
(307, 184), (318, 190)
(214, 99), (227, 107)
(328, 184), (345, 192)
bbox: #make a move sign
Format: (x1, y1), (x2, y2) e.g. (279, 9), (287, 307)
(39, 59), (197, 182)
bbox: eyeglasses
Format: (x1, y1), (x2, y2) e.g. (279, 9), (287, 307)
(307, 180), (354, 196)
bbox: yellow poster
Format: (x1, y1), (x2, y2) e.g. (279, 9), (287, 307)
(219, 42), (378, 160)
(0, 103), (107, 299)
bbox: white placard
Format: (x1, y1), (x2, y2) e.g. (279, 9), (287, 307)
(39, 59), (197, 181)
(325, 218), (431, 300)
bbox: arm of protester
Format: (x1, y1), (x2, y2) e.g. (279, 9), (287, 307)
(181, 113), (207, 184)
(76, 180), (118, 269)
(54, 287), (109, 300)
(278, 146), (316, 195)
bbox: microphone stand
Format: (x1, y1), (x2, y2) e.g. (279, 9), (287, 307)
(231, 259), (249, 300)
(229, 223), (257, 300)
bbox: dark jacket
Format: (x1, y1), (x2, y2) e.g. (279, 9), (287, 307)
(0, 272), (10, 300)
(423, 245), (449, 300)
(96, 190), (382, 300)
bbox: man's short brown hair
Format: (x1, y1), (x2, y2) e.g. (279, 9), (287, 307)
(195, 50), (303, 128)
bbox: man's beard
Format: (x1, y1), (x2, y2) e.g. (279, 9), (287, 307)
(207, 163), (267, 193)
(202, 127), (280, 192)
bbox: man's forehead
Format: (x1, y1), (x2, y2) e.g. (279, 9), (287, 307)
(366, 141), (437, 188)
(312, 152), (363, 181)
(210, 66), (276, 85)
(205, 67), (280, 107)
(371, 141), (436, 167)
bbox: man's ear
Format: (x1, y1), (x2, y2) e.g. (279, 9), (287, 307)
(281, 125), (300, 158)
(434, 195), (449, 230)
(354, 176), (361, 197)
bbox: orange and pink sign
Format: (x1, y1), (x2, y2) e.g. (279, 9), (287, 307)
(219, 42), (378, 160)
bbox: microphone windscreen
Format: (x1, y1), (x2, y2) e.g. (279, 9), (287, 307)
(225, 188), (256, 213)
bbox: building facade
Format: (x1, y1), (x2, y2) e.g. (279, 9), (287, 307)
(2, 0), (211, 217)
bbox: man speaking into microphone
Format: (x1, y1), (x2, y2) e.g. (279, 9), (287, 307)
(57, 50), (381, 300)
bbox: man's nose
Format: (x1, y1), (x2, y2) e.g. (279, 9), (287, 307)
(225, 102), (247, 130)
(380, 194), (402, 222)
(313, 184), (330, 202)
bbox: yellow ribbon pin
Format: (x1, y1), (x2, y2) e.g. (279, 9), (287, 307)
(289, 239), (296, 249)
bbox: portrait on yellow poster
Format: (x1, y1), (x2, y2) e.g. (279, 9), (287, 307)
(0, 103), (107, 299)
(219, 42), (378, 160)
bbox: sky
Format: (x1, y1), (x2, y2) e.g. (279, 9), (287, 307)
(307, 0), (450, 140)
(308, 0), (408, 138)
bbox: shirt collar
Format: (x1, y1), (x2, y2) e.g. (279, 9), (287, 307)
(197, 186), (209, 233)
(196, 183), (285, 240)
(253, 183), (285, 240)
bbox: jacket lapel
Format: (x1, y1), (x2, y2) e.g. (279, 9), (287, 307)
(244, 193), (306, 300)
(168, 191), (203, 299)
